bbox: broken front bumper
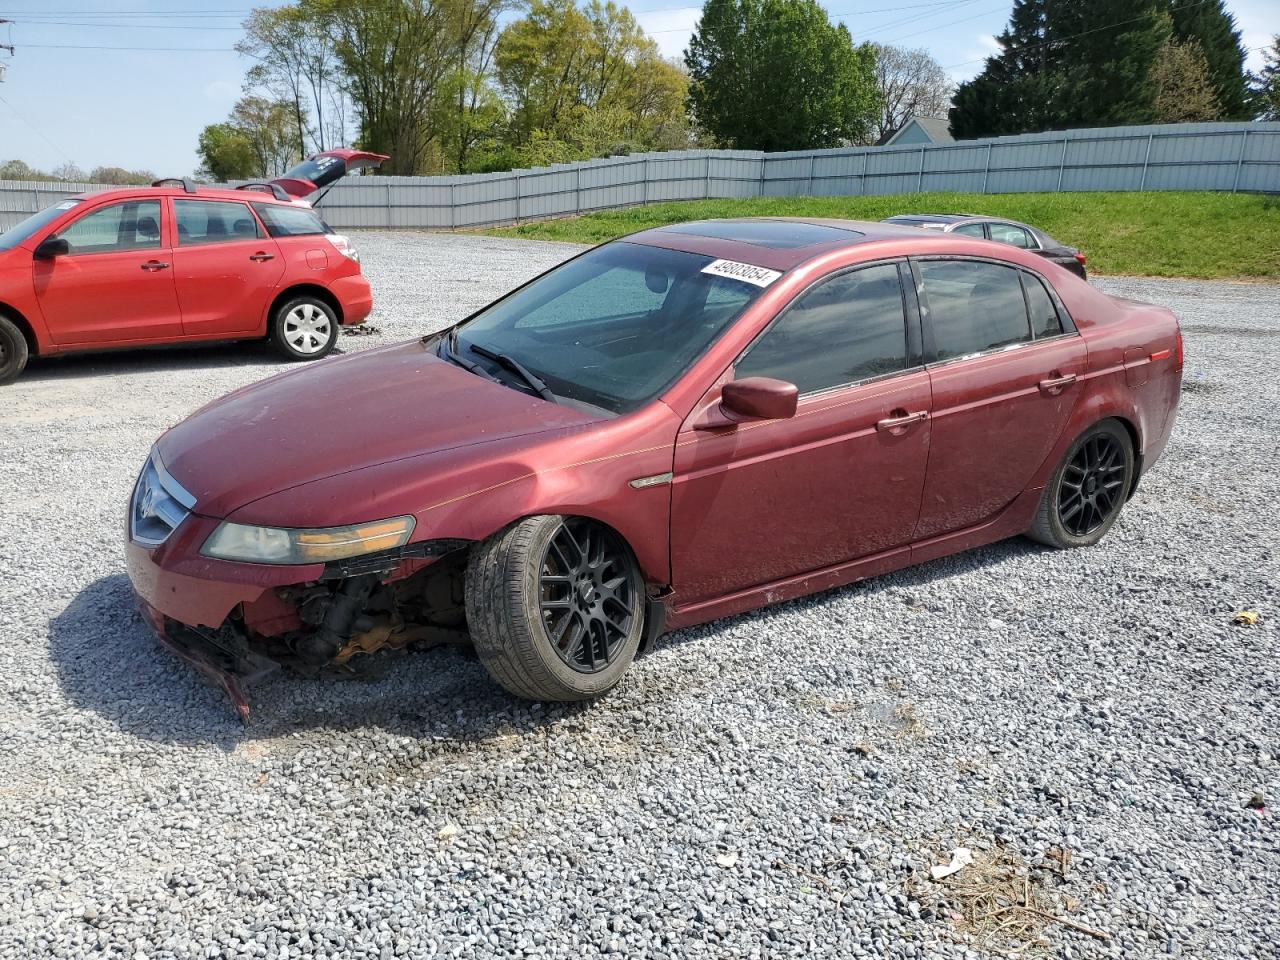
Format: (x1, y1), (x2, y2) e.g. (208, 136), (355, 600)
(128, 526), (472, 724)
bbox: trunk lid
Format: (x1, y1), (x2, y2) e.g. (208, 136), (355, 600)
(270, 149), (389, 200)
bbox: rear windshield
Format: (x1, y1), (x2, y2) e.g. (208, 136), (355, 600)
(0, 199), (83, 251)
(251, 202), (331, 237)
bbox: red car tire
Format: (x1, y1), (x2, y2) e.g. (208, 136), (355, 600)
(1028, 419), (1135, 549)
(0, 314), (30, 385)
(465, 515), (645, 701)
(269, 294), (339, 362)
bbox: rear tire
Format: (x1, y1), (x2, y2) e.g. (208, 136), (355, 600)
(1028, 419), (1134, 548)
(0, 314), (30, 385)
(465, 516), (645, 701)
(269, 295), (339, 361)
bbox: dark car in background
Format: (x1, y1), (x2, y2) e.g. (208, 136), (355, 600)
(882, 214), (1088, 279)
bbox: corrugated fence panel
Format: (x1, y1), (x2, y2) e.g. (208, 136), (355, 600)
(1, 122), (1276, 232)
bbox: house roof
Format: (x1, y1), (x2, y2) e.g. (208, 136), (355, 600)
(879, 116), (956, 146)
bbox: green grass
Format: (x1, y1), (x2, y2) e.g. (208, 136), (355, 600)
(485, 191), (1280, 279)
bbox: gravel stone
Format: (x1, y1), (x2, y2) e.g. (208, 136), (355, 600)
(0, 231), (1277, 958)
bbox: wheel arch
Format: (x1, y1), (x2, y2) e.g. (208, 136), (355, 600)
(267, 283), (344, 329)
(0, 302), (40, 356)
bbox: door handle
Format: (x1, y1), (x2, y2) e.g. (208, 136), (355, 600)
(876, 409), (929, 434)
(140, 260), (170, 271)
(1038, 373), (1078, 395)
(249, 251), (275, 262)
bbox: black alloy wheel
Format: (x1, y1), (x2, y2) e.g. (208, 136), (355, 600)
(1057, 432), (1127, 536)
(537, 518), (638, 673)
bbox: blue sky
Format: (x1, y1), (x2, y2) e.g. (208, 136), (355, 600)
(0, 0), (1273, 177)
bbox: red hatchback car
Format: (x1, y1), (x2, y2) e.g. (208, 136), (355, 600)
(0, 149), (386, 383)
(126, 218), (1182, 720)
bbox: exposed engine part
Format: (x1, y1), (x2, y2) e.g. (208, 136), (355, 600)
(294, 574), (379, 665)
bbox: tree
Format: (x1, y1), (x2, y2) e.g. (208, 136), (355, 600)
(50, 162), (87, 182)
(1251, 35), (1280, 121)
(230, 96), (300, 176)
(1151, 35), (1222, 122)
(685, 0), (877, 151)
(314, 0), (458, 175)
(238, 6), (339, 156)
(868, 43), (951, 143)
(87, 166), (156, 185)
(0, 159), (40, 180)
(196, 123), (260, 181)
(1168, 0), (1249, 120)
(495, 0), (690, 165)
(951, 0), (1170, 138)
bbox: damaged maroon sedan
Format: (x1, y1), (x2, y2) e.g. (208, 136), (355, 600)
(127, 218), (1182, 720)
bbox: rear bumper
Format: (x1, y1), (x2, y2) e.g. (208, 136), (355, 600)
(330, 274), (373, 325)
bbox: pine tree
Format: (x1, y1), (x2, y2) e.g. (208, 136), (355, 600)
(1048, 0), (1169, 127)
(1251, 35), (1280, 121)
(950, 0), (1056, 138)
(1168, 0), (1250, 120)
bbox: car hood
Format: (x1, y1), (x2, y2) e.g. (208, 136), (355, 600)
(157, 340), (602, 519)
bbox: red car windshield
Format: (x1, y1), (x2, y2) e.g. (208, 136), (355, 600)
(0, 199), (83, 251)
(454, 242), (766, 414)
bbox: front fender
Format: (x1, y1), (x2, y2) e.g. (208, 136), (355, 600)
(228, 402), (682, 585)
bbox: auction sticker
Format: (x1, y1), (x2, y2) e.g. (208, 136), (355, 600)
(701, 259), (782, 288)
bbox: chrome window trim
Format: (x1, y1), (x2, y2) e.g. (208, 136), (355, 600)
(797, 362), (927, 402)
(924, 330), (1081, 371)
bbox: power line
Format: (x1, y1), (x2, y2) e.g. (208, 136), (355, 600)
(17, 42), (239, 52)
(13, 19), (244, 30)
(0, 91), (74, 162)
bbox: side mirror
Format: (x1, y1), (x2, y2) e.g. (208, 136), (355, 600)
(720, 377), (798, 422)
(34, 237), (70, 259)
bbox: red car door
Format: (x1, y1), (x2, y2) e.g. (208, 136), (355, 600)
(670, 261), (931, 605)
(912, 258), (1087, 540)
(32, 197), (182, 345)
(169, 198), (284, 337)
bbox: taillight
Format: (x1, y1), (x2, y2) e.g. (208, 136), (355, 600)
(1174, 326), (1184, 369)
(1074, 252), (1087, 266)
(325, 233), (360, 262)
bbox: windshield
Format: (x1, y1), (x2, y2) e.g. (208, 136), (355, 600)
(454, 242), (767, 414)
(0, 199), (82, 251)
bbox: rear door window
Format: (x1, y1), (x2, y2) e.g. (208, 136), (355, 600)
(989, 222), (1034, 248)
(918, 259), (1032, 361)
(1023, 273), (1064, 338)
(58, 200), (162, 254)
(252, 202), (330, 237)
(952, 222), (987, 238)
(174, 199), (263, 244)
(735, 263), (909, 394)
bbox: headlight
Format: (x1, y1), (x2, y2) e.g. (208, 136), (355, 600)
(200, 516), (415, 565)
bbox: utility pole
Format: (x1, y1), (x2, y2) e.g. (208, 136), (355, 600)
(0, 19), (13, 83)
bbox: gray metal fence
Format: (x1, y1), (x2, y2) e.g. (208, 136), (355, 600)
(3, 121), (1277, 232)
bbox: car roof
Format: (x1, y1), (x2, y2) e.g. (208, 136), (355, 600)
(882, 213), (985, 224)
(71, 185), (304, 206)
(625, 217), (948, 270)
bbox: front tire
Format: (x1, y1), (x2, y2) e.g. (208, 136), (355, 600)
(1028, 419), (1134, 548)
(0, 314), (30, 385)
(465, 516), (645, 701)
(269, 295), (339, 361)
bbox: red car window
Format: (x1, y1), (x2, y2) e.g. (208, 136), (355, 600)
(174, 199), (263, 245)
(58, 200), (162, 254)
(734, 262), (909, 393)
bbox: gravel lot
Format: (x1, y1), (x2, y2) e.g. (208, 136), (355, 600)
(1, 231), (1277, 959)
